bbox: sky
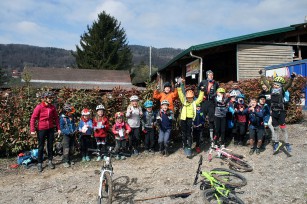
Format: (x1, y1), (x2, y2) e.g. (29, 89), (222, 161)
(0, 0), (307, 51)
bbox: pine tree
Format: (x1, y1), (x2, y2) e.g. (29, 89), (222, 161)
(74, 11), (132, 70)
(0, 68), (9, 86)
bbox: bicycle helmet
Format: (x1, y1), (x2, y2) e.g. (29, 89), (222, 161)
(81, 108), (91, 116)
(130, 95), (139, 101)
(115, 112), (124, 118)
(41, 91), (54, 98)
(144, 100), (153, 108)
(63, 103), (72, 112)
(229, 91), (237, 97)
(161, 100), (170, 106)
(217, 88), (226, 93)
(258, 94), (266, 100)
(273, 76), (285, 84)
(96, 104), (105, 110)
(206, 70), (213, 78)
(163, 82), (171, 88)
(236, 93), (245, 99)
(186, 90), (194, 98)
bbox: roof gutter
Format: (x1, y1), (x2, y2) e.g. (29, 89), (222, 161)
(190, 51), (203, 83)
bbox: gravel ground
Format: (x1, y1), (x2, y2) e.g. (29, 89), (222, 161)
(0, 112), (306, 204)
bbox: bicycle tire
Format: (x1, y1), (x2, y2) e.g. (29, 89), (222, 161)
(211, 168), (247, 187)
(202, 188), (244, 204)
(227, 158), (253, 172)
(97, 172), (113, 204)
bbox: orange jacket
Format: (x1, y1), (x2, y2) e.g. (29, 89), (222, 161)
(153, 89), (178, 111)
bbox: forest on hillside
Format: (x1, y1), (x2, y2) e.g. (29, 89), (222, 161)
(0, 44), (183, 71)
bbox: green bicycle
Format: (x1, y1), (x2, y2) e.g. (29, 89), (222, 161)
(194, 155), (246, 204)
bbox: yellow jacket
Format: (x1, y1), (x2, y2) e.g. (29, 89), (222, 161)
(177, 87), (204, 120)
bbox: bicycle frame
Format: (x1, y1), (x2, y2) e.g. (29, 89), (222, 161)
(208, 145), (242, 162)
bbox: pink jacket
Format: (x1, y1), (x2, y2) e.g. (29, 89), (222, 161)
(30, 102), (60, 132)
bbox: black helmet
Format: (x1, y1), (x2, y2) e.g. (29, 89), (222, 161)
(41, 91), (54, 98)
(163, 82), (171, 88)
(258, 94), (266, 100)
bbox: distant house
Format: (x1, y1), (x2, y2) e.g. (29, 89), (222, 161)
(12, 69), (21, 78)
(156, 22), (307, 86)
(22, 67), (143, 91)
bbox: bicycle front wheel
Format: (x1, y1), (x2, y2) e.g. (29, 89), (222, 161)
(98, 172), (113, 204)
(202, 188), (244, 204)
(211, 168), (247, 187)
(227, 158), (253, 172)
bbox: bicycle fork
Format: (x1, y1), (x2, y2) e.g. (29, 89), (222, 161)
(98, 169), (112, 197)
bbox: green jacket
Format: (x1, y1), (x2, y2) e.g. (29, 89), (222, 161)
(177, 87), (204, 120)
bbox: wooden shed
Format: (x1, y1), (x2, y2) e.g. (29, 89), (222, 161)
(156, 23), (307, 86)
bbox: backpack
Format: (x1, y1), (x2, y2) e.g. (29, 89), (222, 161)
(284, 91), (290, 103)
(17, 149), (39, 166)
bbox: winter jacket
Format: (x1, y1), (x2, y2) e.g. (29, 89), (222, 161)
(126, 105), (142, 128)
(193, 110), (205, 130)
(153, 89), (178, 111)
(157, 109), (174, 132)
(142, 110), (156, 129)
(234, 104), (248, 123)
(214, 95), (229, 118)
(178, 87), (204, 120)
(30, 102), (60, 132)
(198, 80), (219, 101)
(78, 118), (93, 136)
(258, 103), (270, 126)
(112, 122), (131, 140)
(93, 116), (109, 138)
(60, 114), (76, 135)
(248, 105), (265, 129)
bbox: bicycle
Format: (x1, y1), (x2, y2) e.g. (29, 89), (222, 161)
(208, 145), (253, 172)
(194, 155), (246, 204)
(97, 147), (115, 204)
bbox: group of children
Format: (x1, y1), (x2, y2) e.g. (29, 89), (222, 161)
(59, 70), (296, 167)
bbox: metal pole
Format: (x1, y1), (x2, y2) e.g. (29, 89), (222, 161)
(149, 46), (152, 77)
(190, 51), (203, 83)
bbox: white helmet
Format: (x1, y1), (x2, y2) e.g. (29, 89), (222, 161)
(130, 95), (139, 101)
(229, 90), (237, 97)
(161, 100), (170, 105)
(96, 104), (105, 110)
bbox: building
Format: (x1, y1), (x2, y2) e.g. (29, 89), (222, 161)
(156, 23), (307, 86)
(21, 67), (142, 91)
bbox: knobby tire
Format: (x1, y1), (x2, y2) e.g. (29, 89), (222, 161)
(227, 158), (253, 172)
(98, 172), (113, 204)
(211, 168), (247, 187)
(202, 188), (244, 204)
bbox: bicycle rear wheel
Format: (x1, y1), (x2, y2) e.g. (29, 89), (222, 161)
(97, 172), (113, 204)
(202, 188), (244, 204)
(227, 158), (253, 172)
(211, 168), (247, 187)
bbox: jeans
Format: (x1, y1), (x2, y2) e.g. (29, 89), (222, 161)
(158, 129), (171, 146)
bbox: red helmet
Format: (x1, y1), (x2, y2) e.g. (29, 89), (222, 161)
(115, 112), (124, 119)
(81, 108), (91, 116)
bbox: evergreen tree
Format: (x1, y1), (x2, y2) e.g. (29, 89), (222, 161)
(74, 11), (132, 70)
(0, 68), (9, 86)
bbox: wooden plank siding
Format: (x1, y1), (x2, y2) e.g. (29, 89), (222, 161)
(237, 44), (293, 80)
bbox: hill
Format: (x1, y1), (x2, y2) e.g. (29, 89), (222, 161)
(0, 44), (183, 71)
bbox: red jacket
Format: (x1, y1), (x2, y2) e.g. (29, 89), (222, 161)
(93, 116), (109, 138)
(112, 122), (131, 140)
(30, 102), (60, 132)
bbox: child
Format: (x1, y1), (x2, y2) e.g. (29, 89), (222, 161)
(234, 94), (248, 145)
(93, 104), (109, 161)
(228, 81), (243, 98)
(177, 83), (204, 158)
(156, 100), (174, 157)
(78, 108), (93, 162)
(247, 98), (267, 155)
(153, 81), (178, 112)
(258, 95), (271, 148)
(126, 95), (143, 155)
(60, 103), (77, 168)
(193, 104), (205, 153)
(213, 88), (230, 148)
(142, 100), (156, 154)
(112, 112), (131, 160)
(226, 92), (236, 144)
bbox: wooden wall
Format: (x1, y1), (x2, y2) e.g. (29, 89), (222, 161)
(237, 44), (293, 80)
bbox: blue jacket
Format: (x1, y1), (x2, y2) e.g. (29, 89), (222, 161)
(193, 110), (205, 130)
(78, 118), (93, 136)
(248, 105), (267, 129)
(157, 109), (174, 132)
(258, 103), (270, 125)
(60, 114), (76, 135)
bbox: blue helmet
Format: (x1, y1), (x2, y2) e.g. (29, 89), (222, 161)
(236, 94), (245, 99)
(144, 100), (153, 108)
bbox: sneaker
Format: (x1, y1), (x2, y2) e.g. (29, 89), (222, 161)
(133, 149), (139, 156)
(186, 148), (192, 157)
(96, 156), (101, 161)
(103, 156), (108, 161)
(70, 161), (75, 165)
(273, 142), (282, 154)
(85, 156), (91, 162)
(195, 147), (201, 153)
(249, 148), (255, 155)
(37, 163), (43, 172)
(82, 156), (86, 162)
(144, 150), (149, 155)
(48, 160), (55, 169)
(255, 148), (260, 155)
(220, 145), (225, 149)
(63, 162), (70, 168)
(120, 155), (126, 160)
(285, 143), (292, 152)
(115, 155), (120, 160)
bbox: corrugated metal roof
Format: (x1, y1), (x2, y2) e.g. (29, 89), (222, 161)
(161, 24), (303, 71)
(265, 59), (307, 70)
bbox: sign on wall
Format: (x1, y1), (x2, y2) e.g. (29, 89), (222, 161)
(186, 59), (200, 77)
(265, 67), (290, 77)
